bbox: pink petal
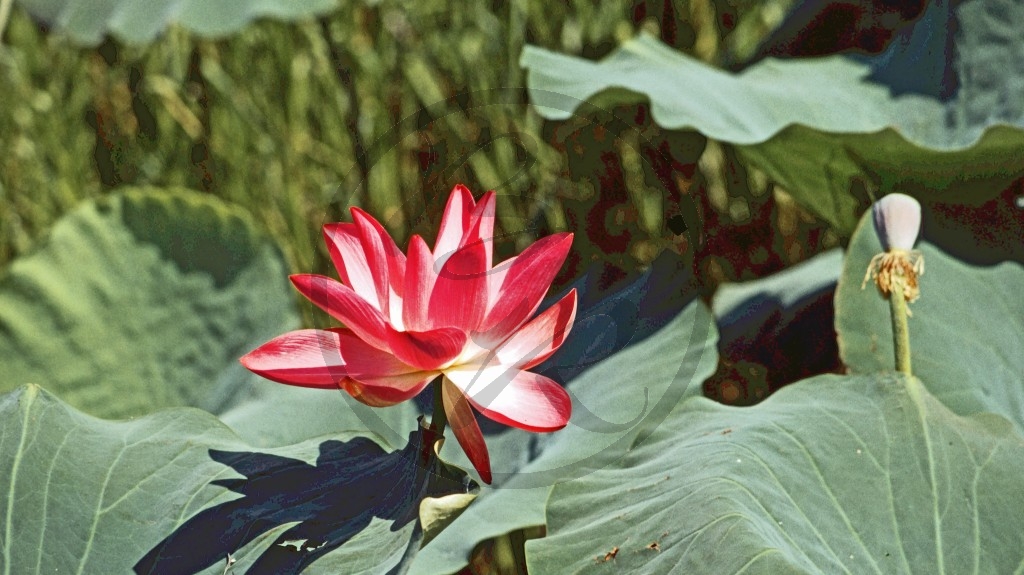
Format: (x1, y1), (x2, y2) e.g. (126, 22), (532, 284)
(241, 328), (433, 402)
(403, 235), (436, 332)
(486, 254), (516, 308)
(442, 378), (492, 484)
(290, 274), (390, 351)
(351, 208), (394, 317)
(433, 184), (476, 263)
(336, 332), (438, 408)
(351, 207), (408, 317)
(446, 367), (571, 432)
(343, 372), (437, 408)
(244, 327), (437, 407)
(333, 329), (419, 378)
(385, 326), (468, 371)
(494, 289), (577, 370)
(463, 191), (496, 269)
(479, 233), (573, 341)
(322, 223), (380, 311)
(240, 329), (348, 388)
(428, 238), (489, 331)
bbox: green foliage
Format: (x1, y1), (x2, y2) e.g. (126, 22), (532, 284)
(836, 209), (1024, 432)
(14, 0), (338, 44)
(1, 1), (812, 293)
(521, 0), (1024, 233)
(527, 374), (1024, 574)
(0, 0), (634, 278)
(0, 187), (297, 419)
(0, 384), (471, 574)
(0, 186), (418, 445)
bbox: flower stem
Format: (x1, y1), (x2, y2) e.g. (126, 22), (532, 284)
(429, 378), (448, 438)
(889, 285), (913, 375)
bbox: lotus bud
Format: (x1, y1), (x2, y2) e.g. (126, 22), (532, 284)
(872, 193), (921, 252)
(862, 194), (925, 305)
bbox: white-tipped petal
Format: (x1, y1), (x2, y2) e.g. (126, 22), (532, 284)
(872, 194), (921, 251)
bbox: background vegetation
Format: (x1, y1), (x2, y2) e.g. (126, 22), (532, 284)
(1, 0), (838, 298)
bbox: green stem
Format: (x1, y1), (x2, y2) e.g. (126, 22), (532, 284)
(507, 529), (529, 575)
(889, 285), (913, 375)
(0, 0), (14, 44)
(429, 378), (448, 438)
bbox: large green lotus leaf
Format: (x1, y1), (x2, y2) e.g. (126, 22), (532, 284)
(527, 374), (1024, 574)
(0, 384), (471, 574)
(520, 0), (1024, 233)
(409, 296), (719, 575)
(835, 210), (1024, 430)
(0, 188), (303, 420)
(0, 186), (420, 445)
(14, 0), (338, 45)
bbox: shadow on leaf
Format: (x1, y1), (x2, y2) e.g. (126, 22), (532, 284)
(708, 250), (844, 405)
(135, 427), (473, 574)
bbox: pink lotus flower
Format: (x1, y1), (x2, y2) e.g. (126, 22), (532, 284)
(241, 185), (576, 483)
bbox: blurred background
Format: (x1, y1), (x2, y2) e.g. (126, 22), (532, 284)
(1, 0), (858, 293)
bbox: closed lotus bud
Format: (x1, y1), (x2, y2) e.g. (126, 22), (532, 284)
(872, 194), (921, 252)
(862, 193), (925, 306)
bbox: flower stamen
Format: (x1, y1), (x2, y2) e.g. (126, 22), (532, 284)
(862, 248), (925, 308)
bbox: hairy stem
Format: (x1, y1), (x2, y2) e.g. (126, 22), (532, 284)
(889, 285), (913, 375)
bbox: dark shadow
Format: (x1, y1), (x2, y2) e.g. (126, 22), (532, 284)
(134, 426), (473, 575)
(741, 0), (959, 102)
(922, 184), (1024, 266)
(707, 251), (844, 405)
(711, 287), (840, 404)
(118, 191), (262, 289)
(742, 0), (930, 63)
(540, 249), (698, 384)
(859, 0), (958, 101)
